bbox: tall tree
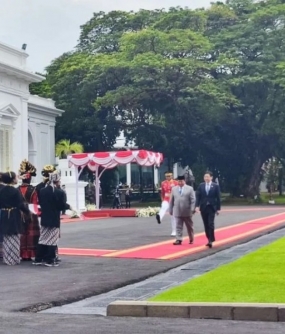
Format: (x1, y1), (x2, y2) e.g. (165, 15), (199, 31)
(29, 73), (52, 97)
(95, 27), (237, 166)
(45, 52), (123, 152)
(203, 0), (285, 196)
(77, 9), (165, 53)
(29, 2), (285, 197)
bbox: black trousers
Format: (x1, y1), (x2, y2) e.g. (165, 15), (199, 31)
(112, 197), (120, 208)
(125, 195), (131, 208)
(201, 205), (216, 243)
(35, 244), (56, 263)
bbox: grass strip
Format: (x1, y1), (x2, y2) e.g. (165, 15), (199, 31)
(150, 237), (285, 303)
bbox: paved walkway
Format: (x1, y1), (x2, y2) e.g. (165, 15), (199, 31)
(42, 228), (285, 316)
(0, 206), (285, 333)
(1, 312), (285, 334)
(0, 207), (284, 313)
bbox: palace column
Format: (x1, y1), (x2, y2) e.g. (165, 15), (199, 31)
(126, 163), (131, 186)
(154, 166), (159, 188)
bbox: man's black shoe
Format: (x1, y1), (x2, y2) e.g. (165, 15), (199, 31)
(156, 214), (161, 224)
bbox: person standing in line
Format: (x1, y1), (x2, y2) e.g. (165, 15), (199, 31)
(125, 185), (132, 208)
(195, 171), (221, 248)
(112, 185), (121, 209)
(34, 172), (69, 267)
(0, 172), (30, 265)
(35, 165), (57, 220)
(18, 160), (40, 261)
(156, 171), (178, 236)
(169, 175), (196, 245)
(35, 165), (56, 198)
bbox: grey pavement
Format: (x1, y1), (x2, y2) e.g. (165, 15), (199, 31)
(0, 207), (284, 333)
(0, 207), (284, 313)
(42, 228), (285, 316)
(0, 313), (285, 334)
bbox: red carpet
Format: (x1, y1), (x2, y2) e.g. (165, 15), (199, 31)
(61, 216), (107, 223)
(82, 209), (137, 218)
(59, 212), (285, 260)
(59, 248), (114, 256)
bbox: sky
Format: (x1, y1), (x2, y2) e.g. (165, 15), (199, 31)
(0, 0), (213, 73)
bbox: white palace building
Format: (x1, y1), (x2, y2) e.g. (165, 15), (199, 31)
(0, 41), (63, 181)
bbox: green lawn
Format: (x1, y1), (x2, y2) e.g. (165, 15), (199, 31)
(220, 192), (285, 205)
(260, 193), (285, 204)
(150, 237), (285, 303)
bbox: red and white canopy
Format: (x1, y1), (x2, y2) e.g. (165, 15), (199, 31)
(68, 150), (163, 171)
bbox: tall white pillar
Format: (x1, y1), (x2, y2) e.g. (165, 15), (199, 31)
(173, 163), (178, 179)
(20, 96), (29, 168)
(154, 166), (159, 188)
(58, 159), (87, 211)
(49, 123), (55, 165)
(126, 163), (131, 186)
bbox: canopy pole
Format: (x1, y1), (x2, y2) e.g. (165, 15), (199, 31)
(99, 167), (107, 178)
(75, 166), (79, 211)
(95, 165), (100, 210)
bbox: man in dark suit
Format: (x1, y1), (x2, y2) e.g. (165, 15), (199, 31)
(195, 171), (221, 248)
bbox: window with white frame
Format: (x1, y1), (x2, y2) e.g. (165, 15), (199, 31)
(0, 124), (12, 172)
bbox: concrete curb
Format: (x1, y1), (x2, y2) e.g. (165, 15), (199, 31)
(107, 301), (285, 322)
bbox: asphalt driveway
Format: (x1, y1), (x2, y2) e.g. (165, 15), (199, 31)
(0, 207), (284, 313)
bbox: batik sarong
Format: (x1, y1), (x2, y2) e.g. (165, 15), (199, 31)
(3, 234), (21, 265)
(38, 227), (60, 246)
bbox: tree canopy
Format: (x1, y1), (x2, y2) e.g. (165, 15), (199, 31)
(30, 0), (285, 196)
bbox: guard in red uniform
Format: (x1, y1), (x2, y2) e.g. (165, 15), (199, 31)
(156, 171), (178, 236)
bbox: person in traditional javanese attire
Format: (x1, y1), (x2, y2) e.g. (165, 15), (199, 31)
(35, 164), (59, 261)
(156, 171), (178, 236)
(35, 165), (56, 198)
(35, 164), (56, 220)
(34, 171), (69, 267)
(0, 172), (30, 265)
(18, 160), (40, 261)
(0, 172), (5, 259)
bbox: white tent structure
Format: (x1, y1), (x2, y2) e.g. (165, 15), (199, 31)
(68, 150), (163, 210)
